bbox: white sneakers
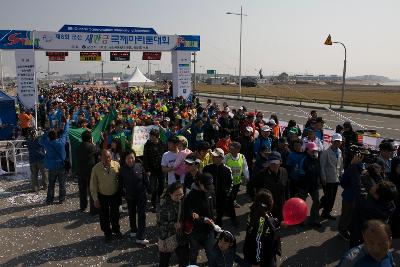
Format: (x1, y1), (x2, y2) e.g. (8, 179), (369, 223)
(135, 239), (149, 245)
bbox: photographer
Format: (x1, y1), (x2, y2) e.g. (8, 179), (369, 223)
(338, 154), (364, 241)
(376, 140), (396, 179)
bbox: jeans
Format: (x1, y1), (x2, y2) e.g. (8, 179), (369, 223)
(126, 195), (147, 240)
(78, 176), (95, 213)
(231, 184), (241, 202)
(297, 188), (320, 223)
(46, 168), (66, 203)
(30, 161), (48, 190)
(320, 183), (339, 215)
(159, 243), (190, 267)
(190, 231), (215, 264)
(98, 193), (121, 237)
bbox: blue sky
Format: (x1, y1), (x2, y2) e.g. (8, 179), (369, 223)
(0, 0), (399, 78)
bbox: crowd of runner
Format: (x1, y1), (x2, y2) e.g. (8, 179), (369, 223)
(18, 84), (399, 267)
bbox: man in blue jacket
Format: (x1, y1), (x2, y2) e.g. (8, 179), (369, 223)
(26, 129), (48, 192)
(40, 121), (70, 204)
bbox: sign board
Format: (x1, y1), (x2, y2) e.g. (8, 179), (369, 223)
(46, 52), (68, 56)
(171, 51), (191, 100)
(80, 52), (102, 61)
(176, 35), (200, 51)
(142, 52), (161, 60)
(15, 50), (36, 109)
(49, 56), (66, 61)
(59, 24), (157, 35)
(131, 125), (159, 156)
(0, 31), (179, 51)
(110, 51), (130, 61)
(207, 70), (216, 75)
(46, 52), (68, 61)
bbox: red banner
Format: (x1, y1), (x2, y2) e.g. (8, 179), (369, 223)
(49, 56), (65, 61)
(142, 52), (161, 60)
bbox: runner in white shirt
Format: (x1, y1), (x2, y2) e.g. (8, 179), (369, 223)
(161, 135), (180, 185)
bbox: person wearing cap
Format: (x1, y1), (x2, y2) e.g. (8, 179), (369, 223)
(184, 173), (216, 264)
(218, 108), (231, 132)
(216, 129), (232, 154)
(183, 153), (201, 190)
(161, 135), (180, 185)
(254, 111), (264, 132)
(203, 148), (236, 227)
(376, 140), (396, 178)
(253, 145), (272, 178)
(319, 133), (344, 220)
(276, 137), (290, 169)
(270, 114), (281, 139)
(298, 142), (323, 228)
(286, 139), (305, 197)
(143, 129), (166, 211)
(302, 128), (323, 153)
(26, 128), (48, 193)
(254, 125), (273, 156)
(253, 151), (288, 222)
(224, 142), (250, 208)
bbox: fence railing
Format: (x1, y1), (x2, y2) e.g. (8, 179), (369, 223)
(196, 90), (400, 113)
(0, 139), (29, 174)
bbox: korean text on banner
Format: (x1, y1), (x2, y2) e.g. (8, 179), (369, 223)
(15, 49), (36, 109)
(131, 125), (159, 156)
(171, 51), (191, 100)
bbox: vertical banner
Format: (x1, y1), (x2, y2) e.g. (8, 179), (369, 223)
(171, 50), (192, 100)
(15, 49), (36, 109)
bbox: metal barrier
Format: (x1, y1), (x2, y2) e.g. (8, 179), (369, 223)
(0, 139), (29, 174)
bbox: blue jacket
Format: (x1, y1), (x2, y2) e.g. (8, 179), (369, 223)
(209, 245), (235, 267)
(286, 152), (305, 181)
(27, 137), (46, 164)
(340, 164), (363, 202)
(40, 122), (69, 171)
(339, 244), (394, 267)
(254, 136), (272, 156)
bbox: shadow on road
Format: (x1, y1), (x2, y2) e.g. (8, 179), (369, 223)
(280, 236), (347, 267)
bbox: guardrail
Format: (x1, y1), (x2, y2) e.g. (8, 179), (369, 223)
(0, 140), (29, 174)
(196, 90), (400, 115)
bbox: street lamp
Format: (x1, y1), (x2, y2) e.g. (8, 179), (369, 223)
(324, 34), (347, 108)
(227, 6), (247, 98)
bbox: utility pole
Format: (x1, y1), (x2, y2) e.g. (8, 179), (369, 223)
(193, 52), (197, 95)
(101, 61), (104, 80)
(47, 57), (50, 82)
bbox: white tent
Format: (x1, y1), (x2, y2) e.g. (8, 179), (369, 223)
(124, 67), (155, 86)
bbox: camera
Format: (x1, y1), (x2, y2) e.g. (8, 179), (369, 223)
(348, 144), (378, 164)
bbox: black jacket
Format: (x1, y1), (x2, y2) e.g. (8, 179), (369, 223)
(184, 184), (214, 235)
(203, 163), (233, 197)
(244, 212), (281, 267)
(143, 139), (165, 173)
(76, 142), (100, 178)
(253, 167), (288, 221)
(299, 155), (321, 192)
(119, 162), (149, 198)
(240, 136), (255, 169)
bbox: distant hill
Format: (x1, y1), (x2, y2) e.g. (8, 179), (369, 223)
(348, 75), (392, 83)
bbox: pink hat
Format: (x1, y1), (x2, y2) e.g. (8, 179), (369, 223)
(306, 142), (318, 151)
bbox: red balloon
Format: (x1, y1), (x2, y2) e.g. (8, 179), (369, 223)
(282, 198), (308, 225)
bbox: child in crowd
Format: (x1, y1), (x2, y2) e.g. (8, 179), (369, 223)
(209, 230), (237, 267)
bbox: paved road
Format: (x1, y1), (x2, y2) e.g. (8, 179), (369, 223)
(1, 178), (399, 266)
(199, 96), (400, 140)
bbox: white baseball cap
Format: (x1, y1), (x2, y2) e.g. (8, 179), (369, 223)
(331, 133), (343, 142)
(261, 125), (271, 132)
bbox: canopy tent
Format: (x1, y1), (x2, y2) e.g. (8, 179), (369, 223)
(124, 67), (155, 87)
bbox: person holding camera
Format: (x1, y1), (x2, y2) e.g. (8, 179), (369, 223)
(376, 140), (397, 179)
